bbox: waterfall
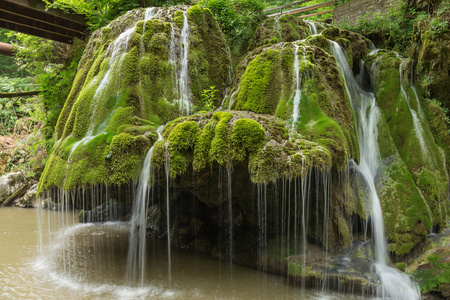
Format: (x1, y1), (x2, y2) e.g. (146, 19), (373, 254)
(164, 140), (172, 283)
(227, 163), (233, 264)
(330, 41), (420, 300)
(127, 129), (163, 285)
(177, 11), (191, 115)
(292, 45), (302, 125)
(304, 20), (318, 35)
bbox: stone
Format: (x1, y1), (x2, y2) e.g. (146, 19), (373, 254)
(15, 183), (37, 208)
(0, 172), (28, 204)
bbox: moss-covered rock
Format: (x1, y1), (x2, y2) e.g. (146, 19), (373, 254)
(247, 15), (311, 51)
(371, 51), (449, 235)
(150, 111), (331, 183)
(38, 5), (231, 192)
(224, 40), (359, 170)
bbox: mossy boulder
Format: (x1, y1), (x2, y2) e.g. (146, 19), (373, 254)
(38, 5), (231, 192)
(371, 51), (449, 235)
(224, 40), (359, 170)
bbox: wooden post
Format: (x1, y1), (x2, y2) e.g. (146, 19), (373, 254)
(0, 42), (14, 56)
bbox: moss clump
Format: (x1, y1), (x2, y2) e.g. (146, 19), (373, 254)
(234, 49), (281, 114)
(288, 262), (323, 279)
(412, 248), (450, 297)
(231, 119), (266, 162)
(210, 112), (233, 165)
(168, 121), (200, 177)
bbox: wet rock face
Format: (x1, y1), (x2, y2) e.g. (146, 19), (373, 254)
(0, 172), (28, 203)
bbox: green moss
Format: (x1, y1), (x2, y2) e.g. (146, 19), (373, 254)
(193, 120), (216, 171)
(288, 262), (323, 279)
(231, 119), (266, 162)
(168, 121), (200, 177)
(338, 216), (351, 247)
(234, 49), (281, 114)
(412, 250), (450, 295)
(373, 51), (448, 233)
(210, 112), (233, 165)
(376, 154), (432, 256)
(187, 5), (204, 27)
(173, 10), (184, 28)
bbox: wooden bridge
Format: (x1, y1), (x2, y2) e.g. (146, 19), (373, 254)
(265, 0), (337, 18)
(0, 0), (88, 44)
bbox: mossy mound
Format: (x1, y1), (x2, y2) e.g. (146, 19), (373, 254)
(38, 5), (231, 192)
(370, 51), (449, 242)
(247, 15), (312, 51)
(150, 110), (331, 184)
(223, 39), (359, 170)
(411, 246), (450, 298)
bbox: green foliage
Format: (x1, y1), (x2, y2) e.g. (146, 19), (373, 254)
(337, 3), (427, 53)
(9, 33), (85, 151)
(0, 76), (39, 134)
(0, 29), (28, 78)
(201, 86), (218, 111)
(198, 0), (264, 60)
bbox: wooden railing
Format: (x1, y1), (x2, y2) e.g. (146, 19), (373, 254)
(265, 0), (336, 18)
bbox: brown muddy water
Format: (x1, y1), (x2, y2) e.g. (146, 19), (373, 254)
(0, 207), (375, 299)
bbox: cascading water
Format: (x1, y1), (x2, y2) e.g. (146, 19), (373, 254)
(127, 128), (163, 286)
(292, 45), (302, 125)
(164, 140), (172, 283)
(177, 11), (191, 115)
(304, 20), (318, 35)
(330, 40), (420, 299)
(227, 163), (233, 264)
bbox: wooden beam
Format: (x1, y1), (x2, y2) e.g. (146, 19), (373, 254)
(298, 9), (333, 18)
(263, 0), (312, 13)
(0, 42), (14, 56)
(0, 91), (42, 98)
(0, 11), (83, 38)
(267, 1), (335, 17)
(0, 0), (87, 43)
(2, 1), (87, 33)
(5, 0), (87, 26)
(0, 20), (75, 43)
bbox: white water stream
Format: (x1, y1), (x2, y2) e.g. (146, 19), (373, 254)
(330, 41), (420, 299)
(177, 11), (191, 115)
(292, 45), (302, 125)
(127, 128), (163, 286)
